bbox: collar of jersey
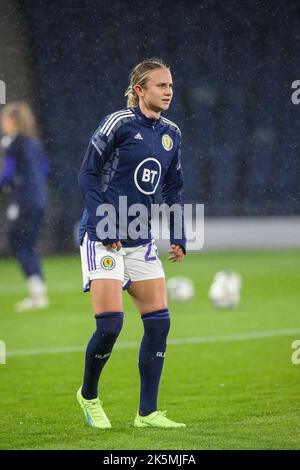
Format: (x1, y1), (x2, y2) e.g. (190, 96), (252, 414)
(132, 105), (163, 128)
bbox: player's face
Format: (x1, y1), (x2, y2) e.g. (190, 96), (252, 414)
(1, 115), (17, 136)
(140, 68), (173, 112)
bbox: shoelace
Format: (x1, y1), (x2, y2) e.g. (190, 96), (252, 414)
(86, 399), (104, 420)
(155, 410), (168, 421)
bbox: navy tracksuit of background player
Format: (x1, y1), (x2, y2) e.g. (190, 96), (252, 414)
(0, 134), (49, 290)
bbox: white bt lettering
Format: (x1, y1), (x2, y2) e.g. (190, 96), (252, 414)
(142, 168), (158, 183)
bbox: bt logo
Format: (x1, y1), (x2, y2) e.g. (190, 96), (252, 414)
(134, 157), (161, 195)
(142, 168), (158, 184)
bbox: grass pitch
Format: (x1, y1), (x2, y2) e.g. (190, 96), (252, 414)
(0, 250), (299, 450)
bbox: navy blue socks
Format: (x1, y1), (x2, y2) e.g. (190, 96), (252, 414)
(138, 309), (171, 416)
(81, 312), (124, 400)
(81, 308), (170, 411)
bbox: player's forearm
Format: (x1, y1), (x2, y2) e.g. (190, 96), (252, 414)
(79, 170), (104, 227)
(162, 185), (186, 251)
(169, 205), (186, 252)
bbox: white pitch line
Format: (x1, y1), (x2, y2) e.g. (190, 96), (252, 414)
(5, 328), (300, 358)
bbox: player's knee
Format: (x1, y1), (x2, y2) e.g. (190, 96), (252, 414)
(142, 309), (171, 339)
(94, 312), (124, 341)
(151, 290), (168, 309)
(154, 298), (168, 311)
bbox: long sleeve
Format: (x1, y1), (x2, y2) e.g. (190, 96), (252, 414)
(78, 130), (116, 239)
(161, 135), (186, 252)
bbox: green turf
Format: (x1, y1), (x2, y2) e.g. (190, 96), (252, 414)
(0, 250), (299, 449)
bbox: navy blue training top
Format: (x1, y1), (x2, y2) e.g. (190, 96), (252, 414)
(78, 105), (186, 250)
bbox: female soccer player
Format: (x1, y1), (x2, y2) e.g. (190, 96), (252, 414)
(0, 101), (49, 311)
(78, 58), (186, 428)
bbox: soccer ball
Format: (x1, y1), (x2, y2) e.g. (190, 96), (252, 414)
(167, 277), (195, 302)
(208, 271), (241, 309)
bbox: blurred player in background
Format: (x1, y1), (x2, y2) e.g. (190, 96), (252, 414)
(78, 58), (186, 429)
(0, 101), (49, 311)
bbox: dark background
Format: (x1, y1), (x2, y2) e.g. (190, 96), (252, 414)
(1, 0), (300, 252)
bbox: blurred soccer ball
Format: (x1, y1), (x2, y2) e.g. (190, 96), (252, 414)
(209, 271), (241, 309)
(167, 277), (195, 302)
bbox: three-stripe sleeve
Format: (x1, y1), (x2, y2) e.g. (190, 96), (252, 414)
(78, 110), (134, 242)
(78, 125), (114, 236)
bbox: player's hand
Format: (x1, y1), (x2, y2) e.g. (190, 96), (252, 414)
(168, 244), (185, 263)
(107, 241), (122, 251)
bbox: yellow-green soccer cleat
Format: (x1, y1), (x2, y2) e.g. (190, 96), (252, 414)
(134, 410), (186, 428)
(77, 387), (112, 429)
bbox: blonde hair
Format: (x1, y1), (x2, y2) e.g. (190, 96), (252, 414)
(1, 101), (37, 137)
(125, 58), (170, 107)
